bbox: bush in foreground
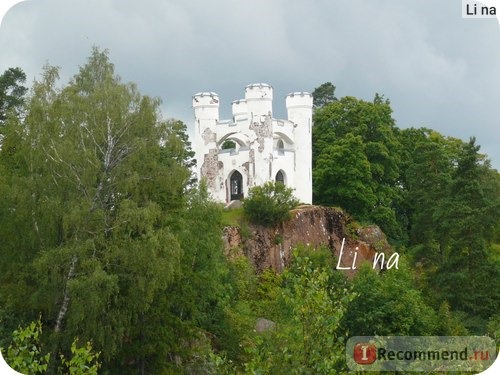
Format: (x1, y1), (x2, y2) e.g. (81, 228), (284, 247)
(243, 182), (299, 227)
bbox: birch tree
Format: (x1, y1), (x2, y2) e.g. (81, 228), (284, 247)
(0, 48), (192, 370)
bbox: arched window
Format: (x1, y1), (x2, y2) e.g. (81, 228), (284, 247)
(277, 139), (285, 155)
(230, 171), (243, 201)
(275, 170), (285, 185)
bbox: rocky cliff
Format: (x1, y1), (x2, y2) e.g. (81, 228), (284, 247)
(222, 205), (392, 275)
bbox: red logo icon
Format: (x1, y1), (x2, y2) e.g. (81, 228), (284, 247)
(354, 342), (377, 364)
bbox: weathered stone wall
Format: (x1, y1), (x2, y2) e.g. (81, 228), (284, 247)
(200, 149), (220, 190)
(222, 206), (391, 276)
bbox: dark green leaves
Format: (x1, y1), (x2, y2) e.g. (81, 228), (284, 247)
(312, 82), (337, 109)
(0, 67), (27, 124)
(312, 92), (401, 239)
(243, 181), (300, 227)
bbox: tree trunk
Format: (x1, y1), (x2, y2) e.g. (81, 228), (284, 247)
(54, 255), (78, 332)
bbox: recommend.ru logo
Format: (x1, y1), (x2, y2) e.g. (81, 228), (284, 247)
(347, 336), (496, 372)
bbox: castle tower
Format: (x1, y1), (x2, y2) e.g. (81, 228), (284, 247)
(286, 92), (313, 204)
(193, 92), (220, 191)
(242, 84), (273, 187)
(245, 83), (273, 118)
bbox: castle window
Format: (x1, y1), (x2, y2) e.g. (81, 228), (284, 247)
(277, 139), (284, 155)
(275, 170), (285, 185)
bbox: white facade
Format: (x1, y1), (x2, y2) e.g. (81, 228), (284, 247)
(193, 83), (312, 204)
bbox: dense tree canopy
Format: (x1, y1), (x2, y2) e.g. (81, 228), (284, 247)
(406, 136), (500, 331)
(312, 81), (499, 335)
(1, 65), (498, 374)
(313, 94), (402, 239)
(0, 48), (216, 373)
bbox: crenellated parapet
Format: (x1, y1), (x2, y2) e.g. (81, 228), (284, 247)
(192, 92), (220, 121)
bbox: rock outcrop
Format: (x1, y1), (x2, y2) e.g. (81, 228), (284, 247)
(222, 205), (392, 275)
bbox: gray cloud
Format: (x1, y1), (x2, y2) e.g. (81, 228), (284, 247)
(1, 0), (499, 168)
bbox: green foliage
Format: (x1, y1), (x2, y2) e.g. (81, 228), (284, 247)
(401, 133), (500, 332)
(60, 339), (101, 375)
(207, 351), (235, 375)
(221, 207), (245, 227)
(343, 260), (437, 337)
(221, 256), (258, 364)
(243, 181), (299, 227)
(486, 315), (500, 342)
(221, 139), (236, 150)
(313, 81), (499, 336)
(0, 67), (27, 123)
(312, 81), (337, 108)
(254, 268), (285, 320)
(313, 133), (377, 217)
(436, 302), (468, 336)
(243, 250), (354, 374)
(2, 319), (50, 375)
(400, 128), (460, 247)
(0, 48), (194, 372)
(312, 92), (402, 239)
(345, 220), (361, 239)
(161, 118), (196, 186)
(136, 187), (234, 372)
(3, 320), (102, 375)
(1, 60), (498, 374)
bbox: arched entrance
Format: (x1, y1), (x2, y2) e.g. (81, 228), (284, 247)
(230, 171), (243, 201)
(275, 170), (285, 185)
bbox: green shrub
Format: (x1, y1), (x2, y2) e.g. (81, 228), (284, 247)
(2, 319), (50, 375)
(243, 182), (299, 227)
(1, 319), (100, 375)
(60, 339), (101, 375)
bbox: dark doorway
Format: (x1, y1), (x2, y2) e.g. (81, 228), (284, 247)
(276, 170), (285, 185)
(230, 171), (243, 201)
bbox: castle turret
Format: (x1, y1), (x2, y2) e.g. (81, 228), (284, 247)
(286, 92), (313, 204)
(193, 92), (220, 183)
(245, 83), (273, 118)
(193, 92), (219, 121)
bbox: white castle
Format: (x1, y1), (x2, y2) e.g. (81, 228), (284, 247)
(193, 83), (312, 204)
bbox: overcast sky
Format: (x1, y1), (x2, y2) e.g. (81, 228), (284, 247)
(1, 0), (499, 168)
